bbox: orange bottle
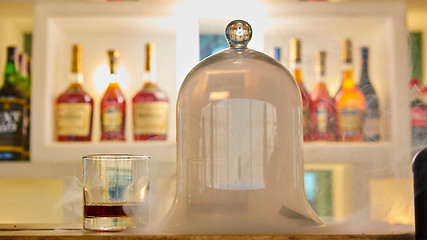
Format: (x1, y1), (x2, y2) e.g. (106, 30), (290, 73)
(335, 39), (366, 141)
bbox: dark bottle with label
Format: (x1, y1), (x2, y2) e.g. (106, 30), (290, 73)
(0, 46), (25, 161)
(358, 47), (380, 141)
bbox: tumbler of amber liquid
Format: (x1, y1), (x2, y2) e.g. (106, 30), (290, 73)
(83, 154), (150, 231)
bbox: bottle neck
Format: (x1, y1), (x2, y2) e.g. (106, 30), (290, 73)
(315, 69), (326, 84)
(359, 57), (370, 85)
(4, 47), (18, 85)
(342, 63), (355, 89)
(143, 69), (156, 84)
(4, 62), (17, 85)
(20, 55), (28, 78)
(290, 63), (303, 85)
(69, 72), (83, 85)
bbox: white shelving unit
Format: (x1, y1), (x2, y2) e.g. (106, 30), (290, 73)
(0, 0), (413, 225)
(31, 1), (180, 163)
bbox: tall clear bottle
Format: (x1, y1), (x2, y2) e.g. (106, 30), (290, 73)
(132, 42), (169, 141)
(289, 39), (312, 141)
(56, 44), (93, 141)
(310, 51), (336, 141)
(0, 46), (25, 160)
(335, 39), (366, 141)
(358, 47), (380, 141)
(100, 49), (126, 141)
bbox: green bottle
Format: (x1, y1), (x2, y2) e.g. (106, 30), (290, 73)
(0, 46), (25, 161)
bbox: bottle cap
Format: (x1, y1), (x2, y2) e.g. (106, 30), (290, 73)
(290, 38), (301, 64)
(274, 47), (281, 62)
(71, 44), (82, 73)
(315, 50), (326, 77)
(107, 49), (119, 74)
(342, 39), (352, 64)
(145, 42), (156, 72)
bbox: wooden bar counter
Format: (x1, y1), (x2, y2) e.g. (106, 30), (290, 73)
(0, 225), (415, 240)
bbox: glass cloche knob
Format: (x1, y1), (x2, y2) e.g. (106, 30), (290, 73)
(225, 20), (252, 48)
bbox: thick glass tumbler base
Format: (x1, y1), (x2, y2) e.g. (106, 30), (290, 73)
(83, 217), (135, 232)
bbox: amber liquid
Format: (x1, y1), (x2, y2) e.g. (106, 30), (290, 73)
(56, 83), (93, 141)
(335, 68), (366, 141)
(85, 203), (129, 218)
(132, 82), (168, 141)
(100, 82), (126, 141)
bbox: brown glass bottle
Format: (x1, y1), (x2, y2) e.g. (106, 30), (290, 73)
(100, 49), (126, 141)
(0, 46), (25, 160)
(132, 42), (169, 141)
(56, 44), (93, 141)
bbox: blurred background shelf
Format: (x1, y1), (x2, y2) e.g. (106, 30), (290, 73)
(0, 0), (417, 231)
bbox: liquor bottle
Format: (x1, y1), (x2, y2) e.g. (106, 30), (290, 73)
(56, 44), (93, 141)
(16, 53), (31, 160)
(100, 49), (126, 141)
(289, 39), (312, 141)
(0, 46), (25, 160)
(335, 39), (366, 141)
(132, 42), (169, 141)
(358, 47), (380, 141)
(310, 51), (336, 141)
(410, 79), (427, 157)
(25, 57), (31, 159)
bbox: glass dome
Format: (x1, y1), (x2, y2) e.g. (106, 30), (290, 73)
(162, 20), (322, 234)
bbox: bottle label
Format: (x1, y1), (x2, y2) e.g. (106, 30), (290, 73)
(316, 106), (328, 133)
(412, 106), (427, 127)
(338, 106), (362, 135)
(364, 109), (380, 138)
(303, 106), (310, 136)
(102, 106), (124, 132)
(56, 103), (92, 136)
(133, 102), (169, 135)
(0, 98), (25, 153)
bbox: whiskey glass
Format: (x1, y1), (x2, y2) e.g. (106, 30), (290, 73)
(83, 154), (150, 231)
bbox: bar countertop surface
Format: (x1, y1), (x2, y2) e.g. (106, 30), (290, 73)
(0, 224), (415, 240)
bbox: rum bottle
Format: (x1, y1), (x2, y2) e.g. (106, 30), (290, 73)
(132, 42), (169, 141)
(335, 39), (366, 141)
(358, 47), (380, 141)
(310, 51), (335, 141)
(100, 49), (126, 141)
(289, 39), (312, 141)
(0, 46), (25, 160)
(56, 44), (93, 141)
